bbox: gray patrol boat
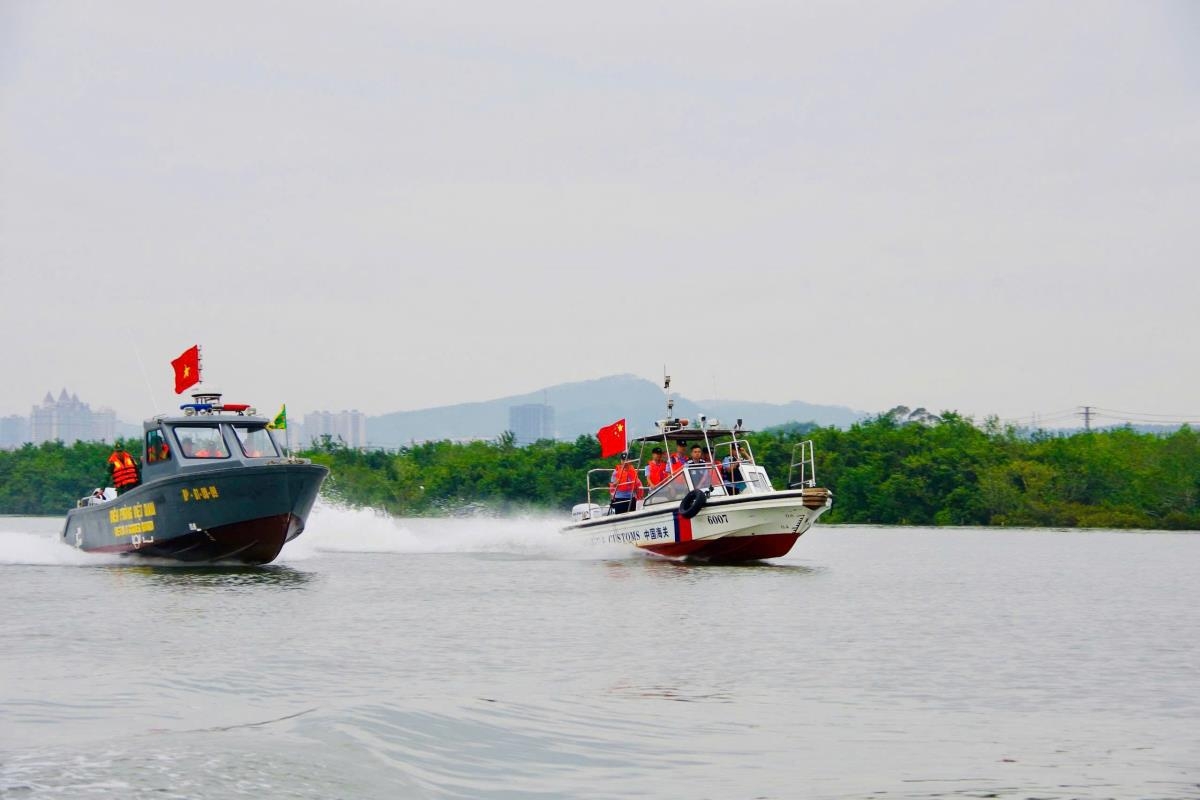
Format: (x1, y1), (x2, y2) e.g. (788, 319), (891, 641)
(62, 391), (328, 564)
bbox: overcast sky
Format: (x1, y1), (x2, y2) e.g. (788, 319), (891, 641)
(1, 1), (1197, 424)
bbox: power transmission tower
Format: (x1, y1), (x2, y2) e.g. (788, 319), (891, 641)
(1077, 405), (1094, 431)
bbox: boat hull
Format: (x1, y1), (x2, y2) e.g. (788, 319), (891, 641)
(562, 488), (832, 563)
(61, 463), (328, 565)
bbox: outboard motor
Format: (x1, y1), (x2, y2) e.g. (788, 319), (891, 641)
(571, 503), (604, 522)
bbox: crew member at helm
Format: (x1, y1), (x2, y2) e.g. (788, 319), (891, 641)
(107, 445), (140, 495)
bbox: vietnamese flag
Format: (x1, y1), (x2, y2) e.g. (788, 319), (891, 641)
(171, 345), (202, 394)
(596, 418), (627, 458)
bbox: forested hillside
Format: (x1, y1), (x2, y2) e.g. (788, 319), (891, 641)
(4, 419), (1199, 530)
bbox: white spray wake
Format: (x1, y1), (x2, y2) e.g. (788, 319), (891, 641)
(279, 503), (635, 563)
(0, 505), (637, 567)
(0, 521), (124, 566)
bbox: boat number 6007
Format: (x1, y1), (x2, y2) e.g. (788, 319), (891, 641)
(706, 513), (729, 525)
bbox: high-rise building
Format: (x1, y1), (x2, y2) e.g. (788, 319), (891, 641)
(29, 390), (117, 445)
(509, 403), (555, 446)
(302, 410), (367, 449)
(0, 415), (29, 450)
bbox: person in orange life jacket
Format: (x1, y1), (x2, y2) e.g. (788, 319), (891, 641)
(195, 437), (228, 458)
(106, 446), (140, 495)
(609, 454), (644, 515)
(644, 447), (669, 487)
(669, 441), (688, 473)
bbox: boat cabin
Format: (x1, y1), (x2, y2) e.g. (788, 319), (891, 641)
(140, 390), (285, 480)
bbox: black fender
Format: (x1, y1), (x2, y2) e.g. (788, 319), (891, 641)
(679, 488), (707, 519)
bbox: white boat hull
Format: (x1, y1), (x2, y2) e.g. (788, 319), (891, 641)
(562, 488), (832, 562)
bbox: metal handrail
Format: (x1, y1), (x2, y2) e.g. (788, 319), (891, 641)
(585, 466), (646, 512)
(786, 440), (817, 488)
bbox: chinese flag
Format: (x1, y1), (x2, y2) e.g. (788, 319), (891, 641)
(596, 418), (626, 458)
(171, 345), (201, 394)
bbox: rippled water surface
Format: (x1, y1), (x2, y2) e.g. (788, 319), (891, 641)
(1, 509), (1197, 799)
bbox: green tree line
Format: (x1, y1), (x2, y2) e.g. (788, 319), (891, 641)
(3, 419), (1199, 529)
(0, 439), (137, 515)
(304, 416), (1200, 529)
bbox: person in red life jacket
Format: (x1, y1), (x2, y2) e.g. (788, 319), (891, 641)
(644, 447), (669, 487)
(669, 441), (688, 474)
(608, 455), (644, 515)
(106, 445), (141, 495)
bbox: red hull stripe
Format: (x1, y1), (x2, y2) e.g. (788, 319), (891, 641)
(673, 511), (693, 543)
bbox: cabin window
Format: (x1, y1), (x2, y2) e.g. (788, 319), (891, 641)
(233, 425), (279, 458)
(174, 425), (230, 459)
(740, 466), (772, 493)
(145, 429), (171, 463)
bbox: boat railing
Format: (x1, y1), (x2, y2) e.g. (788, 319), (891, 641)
(583, 467), (640, 519)
(787, 440), (817, 488)
(712, 437), (756, 466)
(710, 437), (758, 494)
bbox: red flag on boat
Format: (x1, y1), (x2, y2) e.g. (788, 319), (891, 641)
(596, 418), (627, 458)
(171, 345), (202, 394)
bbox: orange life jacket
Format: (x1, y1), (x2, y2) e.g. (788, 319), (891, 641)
(647, 460), (669, 486)
(609, 464), (644, 499)
(107, 450), (139, 488)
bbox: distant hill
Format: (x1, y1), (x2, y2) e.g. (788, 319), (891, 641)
(366, 374), (865, 447)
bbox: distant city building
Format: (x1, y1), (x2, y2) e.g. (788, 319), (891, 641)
(302, 410), (367, 449)
(0, 414), (29, 450)
(29, 389), (117, 445)
(509, 403), (555, 446)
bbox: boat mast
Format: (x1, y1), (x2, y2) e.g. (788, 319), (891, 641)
(664, 368), (673, 420)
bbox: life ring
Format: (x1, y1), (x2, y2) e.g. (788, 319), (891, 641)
(679, 489), (707, 519)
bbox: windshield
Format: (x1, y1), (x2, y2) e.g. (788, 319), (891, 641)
(234, 425), (279, 458)
(173, 426), (230, 459)
(644, 469), (690, 506)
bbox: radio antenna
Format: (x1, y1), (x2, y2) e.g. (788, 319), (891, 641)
(663, 367), (673, 417)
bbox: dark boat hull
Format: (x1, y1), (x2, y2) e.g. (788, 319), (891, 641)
(62, 463), (328, 565)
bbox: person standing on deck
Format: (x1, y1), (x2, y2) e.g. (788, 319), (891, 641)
(609, 455), (644, 514)
(645, 447), (669, 487)
(107, 445), (140, 496)
(722, 445), (748, 495)
(670, 441), (689, 474)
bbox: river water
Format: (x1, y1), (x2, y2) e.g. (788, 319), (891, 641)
(0, 509), (1197, 799)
